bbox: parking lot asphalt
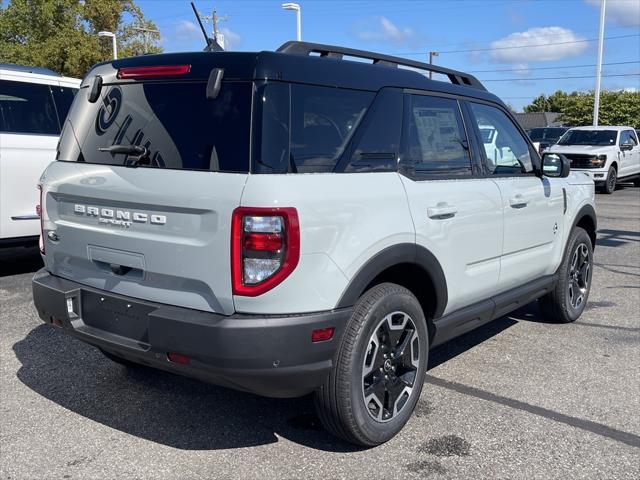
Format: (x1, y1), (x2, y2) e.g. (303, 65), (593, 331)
(1, 187), (639, 480)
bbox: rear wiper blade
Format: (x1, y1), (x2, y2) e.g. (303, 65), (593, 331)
(99, 144), (147, 156)
(98, 144), (150, 167)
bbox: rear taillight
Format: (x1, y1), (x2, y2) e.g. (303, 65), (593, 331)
(231, 207), (300, 296)
(36, 184), (44, 255)
(116, 65), (191, 80)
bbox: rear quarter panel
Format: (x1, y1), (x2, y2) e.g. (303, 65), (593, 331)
(236, 172), (415, 314)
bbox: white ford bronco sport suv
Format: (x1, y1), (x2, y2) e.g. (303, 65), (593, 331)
(547, 125), (640, 194)
(32, 42), (597, 446)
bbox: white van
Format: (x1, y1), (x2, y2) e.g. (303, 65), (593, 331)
(0, 64), (80, 245)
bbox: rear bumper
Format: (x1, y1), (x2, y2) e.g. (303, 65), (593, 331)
(32, 269), (350, 398)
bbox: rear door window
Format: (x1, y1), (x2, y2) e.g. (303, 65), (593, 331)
(0, 80), (60, 135)
(400, 94), (472, 179)
(59, 81), (252, 172)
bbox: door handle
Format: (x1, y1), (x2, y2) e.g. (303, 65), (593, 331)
(427, 203), (458, 220)
(509, 194), (529, 209)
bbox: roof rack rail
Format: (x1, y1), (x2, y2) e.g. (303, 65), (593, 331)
(276, 41), (486, 91)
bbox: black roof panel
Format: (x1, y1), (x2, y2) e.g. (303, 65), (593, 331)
(87, 43), (504, 106)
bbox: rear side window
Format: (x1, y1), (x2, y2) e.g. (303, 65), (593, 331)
(343, 88), (403, 173)
(290, 85), (373, 173)
(253, 84), (374, 173)
(59, 81), (252, 172)
(0, 80), (59, 135)
(400, 94), (472, 178)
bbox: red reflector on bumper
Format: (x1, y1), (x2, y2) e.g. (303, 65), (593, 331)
(167, 352), (190, 365)
(311, 327), (334, 343)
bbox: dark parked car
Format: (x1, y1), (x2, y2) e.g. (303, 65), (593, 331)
(528, 127), (569, 154)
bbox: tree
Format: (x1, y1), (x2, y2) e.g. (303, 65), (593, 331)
(524, 90), (640, 128)
(0, 0), (162, 79)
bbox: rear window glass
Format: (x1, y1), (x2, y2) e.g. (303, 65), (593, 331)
(59, 81), (251, 172)
(0, 80), (60, 134)
(253, 83), (374, 173)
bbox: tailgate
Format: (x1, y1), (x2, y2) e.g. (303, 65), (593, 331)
(41, 162), (246, 314)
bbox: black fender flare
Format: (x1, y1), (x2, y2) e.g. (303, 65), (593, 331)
(335, 243), (448, 319)
(572, 203), (597, 250)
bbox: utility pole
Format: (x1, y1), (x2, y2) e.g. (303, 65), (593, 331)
(593, 0), (606, 127)
(428, 51), (439, 79)
(132, 25), (160, 54)
(201, 8), (228, 50)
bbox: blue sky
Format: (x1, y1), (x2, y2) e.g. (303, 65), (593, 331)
(139, 0), (640, 110)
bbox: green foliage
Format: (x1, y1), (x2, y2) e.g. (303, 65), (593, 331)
(524, 90), (640, 128)
(0, 0), (162, 78)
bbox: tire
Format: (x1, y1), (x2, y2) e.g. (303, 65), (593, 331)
(601, 166), (617, 194)
(633, 176), (640, 188)
(539, 227), (593, 323)
(314, 283), (429, 446)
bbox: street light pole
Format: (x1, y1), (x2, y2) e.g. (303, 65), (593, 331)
(282, 3), (301, 41)
(593, 0), (606, 127)
(98, 31), (117, 60)
(428, 51), (439, 79)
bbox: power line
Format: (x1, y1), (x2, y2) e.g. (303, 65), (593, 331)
(390, 34), (640, 56)
(468, 60), (639, 74)
(480, 72), (640, 82)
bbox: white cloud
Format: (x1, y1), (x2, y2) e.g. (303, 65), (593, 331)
(511, 63), (531, 76)
(354, 16), (416, 45)
(585, 0), (640, 27)
(489, 27), (588, 65)
(220, 27), (241, 50)
(174, 20), (202, 42)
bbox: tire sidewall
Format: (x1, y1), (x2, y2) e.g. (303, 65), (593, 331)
(559, 229), (593, 321)
(606, 166), (617, 193)
(344, 287), (429, 445)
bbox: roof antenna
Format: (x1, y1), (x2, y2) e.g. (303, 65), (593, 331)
(191, 2), (223, 52)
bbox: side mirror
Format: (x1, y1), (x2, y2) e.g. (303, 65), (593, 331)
(620, 142), (634, 151)
(542, 152), (570, 178)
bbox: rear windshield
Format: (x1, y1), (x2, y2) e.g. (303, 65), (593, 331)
(59, 81), (251, 172)
(558, 129), (617, 146)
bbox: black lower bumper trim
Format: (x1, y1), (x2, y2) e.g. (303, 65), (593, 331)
(32, 269), (351, 398)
